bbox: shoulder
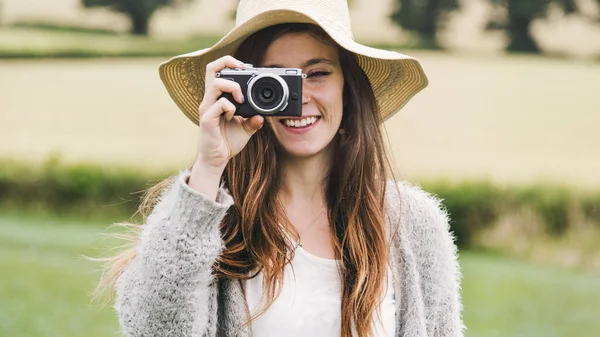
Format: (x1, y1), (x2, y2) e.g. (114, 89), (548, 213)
(384, 179), (459, 282)
(384, 179), (451, 236)
(385, 179), (465, 335)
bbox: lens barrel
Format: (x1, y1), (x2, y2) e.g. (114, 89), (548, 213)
(247, 73), (289, 114)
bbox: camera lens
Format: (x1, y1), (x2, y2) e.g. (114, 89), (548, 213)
(252, 77), (282, 109)
(247, 73), (289, 114)
(261, 88), (273, 100)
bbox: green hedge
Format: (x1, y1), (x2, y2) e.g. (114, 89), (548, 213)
(421, 182), (504, 248)
(0, 158), (163, 218)
(1, 159), (598, 248)
(424, 181), (600, 248)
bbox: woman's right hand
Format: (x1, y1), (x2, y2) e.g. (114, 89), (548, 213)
(197, 55), (265, 171)
(188, 56), (264, 198)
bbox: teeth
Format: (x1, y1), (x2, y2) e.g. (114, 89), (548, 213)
(283, 117), (318, 128)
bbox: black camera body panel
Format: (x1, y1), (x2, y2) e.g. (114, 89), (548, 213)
(216, 67), (304, 118)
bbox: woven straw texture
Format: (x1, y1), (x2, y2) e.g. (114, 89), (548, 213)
(159, 0), (428, 125)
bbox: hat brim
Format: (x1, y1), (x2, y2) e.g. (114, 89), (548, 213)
(159, 9), (428, 125)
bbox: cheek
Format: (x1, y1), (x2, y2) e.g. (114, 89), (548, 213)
(314, 85), (344, 125)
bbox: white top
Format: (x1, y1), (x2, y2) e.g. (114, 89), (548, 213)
(242, 244), (396, 337)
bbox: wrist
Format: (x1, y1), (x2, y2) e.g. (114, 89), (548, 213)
(187, 161), (226, 200)
(192, 157), (227, 176)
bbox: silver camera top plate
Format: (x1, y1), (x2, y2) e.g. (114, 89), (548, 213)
(216, 67), (306, 78)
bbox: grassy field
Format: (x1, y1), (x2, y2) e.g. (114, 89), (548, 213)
(1, 54), (599, 189)
(0, 26), (221, 58)
(0, 25), (420, 59)
(0, 212), (122, 337)
(1, 212), (599, 337)
(461, 253), (600, 336)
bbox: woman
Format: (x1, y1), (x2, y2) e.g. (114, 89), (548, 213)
(99, 1), (464, 336)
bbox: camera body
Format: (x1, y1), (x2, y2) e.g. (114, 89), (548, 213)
(216, 67), (305, 118)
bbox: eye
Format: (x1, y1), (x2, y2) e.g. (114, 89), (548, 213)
(307, 71), (331, 78)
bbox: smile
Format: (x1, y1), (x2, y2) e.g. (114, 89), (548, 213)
(281, 116), (320, 128)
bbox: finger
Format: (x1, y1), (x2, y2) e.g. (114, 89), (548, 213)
(242, 115), (264, 135)
(201, 97), (237, 126)
(219, 97), (237, 121)
(204, 55), (246, 87)
(205, 78), (245, 105)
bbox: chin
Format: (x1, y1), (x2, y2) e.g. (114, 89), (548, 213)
(279, 146), (321, 158)
(278, 140), (334, 158)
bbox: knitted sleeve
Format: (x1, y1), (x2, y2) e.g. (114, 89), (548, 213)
(399, 182), (466, 337)
(114, 170), (233, 337)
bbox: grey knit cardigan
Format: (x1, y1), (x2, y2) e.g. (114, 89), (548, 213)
(114, 171), (465, 337)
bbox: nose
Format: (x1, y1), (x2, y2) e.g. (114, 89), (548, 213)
(302, 94), (311, 105)
(301, 83), (311, 105)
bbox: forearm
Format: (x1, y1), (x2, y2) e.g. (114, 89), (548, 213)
(115, 171), (233, 337)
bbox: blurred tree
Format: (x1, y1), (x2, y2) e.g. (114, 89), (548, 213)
(486, 0), (595, 53)
(389, 0), (461, 49)
(81, 0), (191, 35)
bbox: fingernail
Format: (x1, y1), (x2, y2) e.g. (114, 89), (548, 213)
(239, 95), (245, 103)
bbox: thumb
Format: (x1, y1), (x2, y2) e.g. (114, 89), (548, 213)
(243, 115), (264, 134)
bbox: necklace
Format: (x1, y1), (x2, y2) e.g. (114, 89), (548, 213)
(295, 207), (326, 248)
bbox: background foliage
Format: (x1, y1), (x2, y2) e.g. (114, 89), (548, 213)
(2, 158), (598, 250)
(81, 0), (192, 35)
(389, 0), (600, 52)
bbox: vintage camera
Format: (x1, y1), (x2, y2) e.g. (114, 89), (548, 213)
(216, 67), (305, 118)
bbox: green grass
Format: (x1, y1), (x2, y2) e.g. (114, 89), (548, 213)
(461, 252), (600, 336)
(0, 212), (123, 337)
(0, 24), (421, 59)
(11, 22), (122, 36)
(1, 212), (599, 337)
(0, 26), (220, 58)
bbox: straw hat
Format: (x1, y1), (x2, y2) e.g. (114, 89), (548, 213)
(159, 0), (428, 125)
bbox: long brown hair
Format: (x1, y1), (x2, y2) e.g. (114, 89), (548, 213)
(96, 23), (399, 337)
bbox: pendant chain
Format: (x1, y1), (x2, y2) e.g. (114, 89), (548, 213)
(296, 207), (326, 248)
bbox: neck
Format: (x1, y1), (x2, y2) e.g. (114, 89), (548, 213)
(278, 148), (333, 207)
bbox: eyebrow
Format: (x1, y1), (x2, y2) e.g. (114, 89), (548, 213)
(263, 57), (335, 68)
